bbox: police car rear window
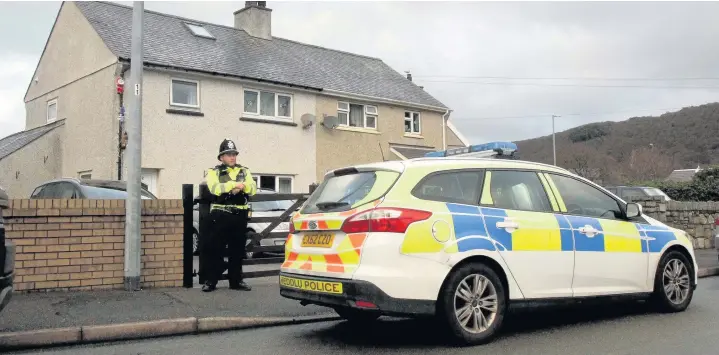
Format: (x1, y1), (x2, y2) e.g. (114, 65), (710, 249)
(302, 170), (400, 214)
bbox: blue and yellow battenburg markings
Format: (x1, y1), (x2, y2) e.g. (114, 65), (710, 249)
(408, 203), (679, 254)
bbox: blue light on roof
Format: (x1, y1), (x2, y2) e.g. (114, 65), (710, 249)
(424, 141), (518, 157)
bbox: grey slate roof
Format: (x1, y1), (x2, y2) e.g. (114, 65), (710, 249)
(74, 1), (448, 109)
(665, 168), (700, 183)
(0, 120), (65, 161)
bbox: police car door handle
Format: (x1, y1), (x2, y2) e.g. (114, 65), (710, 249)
(496, 220), (519, 232)
(578, 225), (599, 237)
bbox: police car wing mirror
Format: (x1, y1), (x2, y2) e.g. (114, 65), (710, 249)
(626, 203), (642, 218)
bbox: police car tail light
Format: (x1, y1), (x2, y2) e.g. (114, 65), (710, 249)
(341, 208), (432, 234)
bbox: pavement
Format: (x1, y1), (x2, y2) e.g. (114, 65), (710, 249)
(1, 249), (718, 351)
(13, 272), (719, 355)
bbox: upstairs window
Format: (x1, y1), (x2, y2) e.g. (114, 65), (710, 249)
(185, 23), (215, 39)
(47, 99), (57, 123)
(170, 79), (200, 108)
(338, 101), (377, 129)
(244, 90), (293, 119)
(405, 111), (421, 134)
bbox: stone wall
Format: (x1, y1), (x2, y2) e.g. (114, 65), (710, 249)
(628, 196), (718, 249)
(4, 199), (185, 292)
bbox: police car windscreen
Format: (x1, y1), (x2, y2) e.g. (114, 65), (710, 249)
(302, 170), (400, 214)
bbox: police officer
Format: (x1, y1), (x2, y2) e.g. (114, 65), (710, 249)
(202, 138), (257, 292)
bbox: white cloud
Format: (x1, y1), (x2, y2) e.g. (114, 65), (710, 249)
(2, 1), (719, 144)
(0, 55), (34, 138)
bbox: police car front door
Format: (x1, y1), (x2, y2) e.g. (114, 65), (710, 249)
(546, 173), (650, 296)
(480, 170), (575, 299)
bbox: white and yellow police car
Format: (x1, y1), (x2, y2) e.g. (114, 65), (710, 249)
(279, 142), (697, 345)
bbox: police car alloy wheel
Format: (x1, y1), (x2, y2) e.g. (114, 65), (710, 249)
(651, 250), (694, 312)
(438, 262), (507, 345)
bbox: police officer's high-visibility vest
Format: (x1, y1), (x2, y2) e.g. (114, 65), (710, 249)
(205, 164), (257, 211)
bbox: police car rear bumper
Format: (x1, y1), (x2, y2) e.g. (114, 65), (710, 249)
(278, 272), (436, 317)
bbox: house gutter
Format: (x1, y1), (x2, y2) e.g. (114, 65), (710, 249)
(119, 58), (323, 92)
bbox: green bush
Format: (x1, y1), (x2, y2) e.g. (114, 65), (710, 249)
(639, 166), (719, 201)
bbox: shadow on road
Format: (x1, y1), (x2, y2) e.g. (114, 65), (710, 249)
(308, 301), (655, 348)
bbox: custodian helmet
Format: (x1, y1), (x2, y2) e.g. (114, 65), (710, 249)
(217, 138), (239, 160)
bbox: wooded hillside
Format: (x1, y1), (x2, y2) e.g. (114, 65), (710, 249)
(515, 102), (719, 184)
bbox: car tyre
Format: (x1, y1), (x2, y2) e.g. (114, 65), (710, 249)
(192, 229), (199, 256)
(334, 306), (380, 324)
(650, 250), (694, 313)
(437, 262), (507, 346)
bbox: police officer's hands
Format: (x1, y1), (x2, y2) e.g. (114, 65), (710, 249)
(234, 182), (245, 191)
(230, 188), (241, 195)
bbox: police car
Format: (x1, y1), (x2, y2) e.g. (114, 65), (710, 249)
(279, 142), (697, 345)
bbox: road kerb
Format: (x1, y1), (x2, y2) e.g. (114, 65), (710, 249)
(81, 317), (198, 343)
(0, 327), (81, 350)
(197, 314), (340, 333)
(698, 266), (719, 278)
(0, 314), (338, 351)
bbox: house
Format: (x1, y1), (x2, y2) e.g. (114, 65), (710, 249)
(665, 166), (702, 183)
(1, 1), (467, 199)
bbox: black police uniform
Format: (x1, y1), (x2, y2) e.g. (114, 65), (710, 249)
(203, 139), (257, 292)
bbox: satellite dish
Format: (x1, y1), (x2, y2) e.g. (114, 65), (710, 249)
(300, 113), (315, 129)
(321, 115), (339, 129)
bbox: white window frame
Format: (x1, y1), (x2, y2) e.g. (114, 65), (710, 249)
(47, 99), (58, 123)
(243, 89), (293, 119)
(337, 101), (378, 130)
(405, 110), (421, 135)
(170, 78), (200, 108)
(252, 174), (294, 193)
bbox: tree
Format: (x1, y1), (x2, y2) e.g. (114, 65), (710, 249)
(625, 146), (673, 182)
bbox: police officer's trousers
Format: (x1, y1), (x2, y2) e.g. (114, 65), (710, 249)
(205, 208), (249, 286)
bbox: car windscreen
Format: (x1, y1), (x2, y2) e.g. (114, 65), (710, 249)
(301, 170), (400, 214)
(82, 185), (154, 199)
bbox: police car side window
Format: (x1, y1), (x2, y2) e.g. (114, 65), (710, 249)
(412, 171), (483, 205)
(548, 173), (623, 220)
(487, 170), (553, 213)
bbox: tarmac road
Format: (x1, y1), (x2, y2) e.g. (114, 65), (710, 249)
(16, 276), (719, 355)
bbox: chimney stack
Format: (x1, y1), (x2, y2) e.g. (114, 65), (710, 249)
(234, 1), (272, 40)
(406, 72), (413, 81)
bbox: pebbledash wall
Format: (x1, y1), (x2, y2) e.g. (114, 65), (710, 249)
(4, 199), (184, 292)
(628, 196), (718, 249)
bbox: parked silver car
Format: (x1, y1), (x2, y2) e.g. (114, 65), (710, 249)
(192, 189), (296, 258)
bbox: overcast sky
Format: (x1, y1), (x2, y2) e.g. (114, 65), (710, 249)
(2, 1), (719, 144)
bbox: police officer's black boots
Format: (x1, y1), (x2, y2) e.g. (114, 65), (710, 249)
(202, 282), (217, 292)
(229, 280), (252, 291)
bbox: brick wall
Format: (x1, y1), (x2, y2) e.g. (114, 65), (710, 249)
(4, 199), (185, 292)
(628, 196), (718, 249)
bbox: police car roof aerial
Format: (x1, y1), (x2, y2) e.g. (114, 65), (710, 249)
(424, 141), (518, 159)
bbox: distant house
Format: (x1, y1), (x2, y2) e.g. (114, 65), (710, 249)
(0, 1), (468, 198)
(665, 167), (701, 183)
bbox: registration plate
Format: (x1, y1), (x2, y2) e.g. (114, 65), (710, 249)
(279, 275), (343, 294)
(274, 240), (285, 246)
(301, 233), (335, 248)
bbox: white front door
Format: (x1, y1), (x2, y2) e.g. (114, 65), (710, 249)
(141, 168), (159, 196)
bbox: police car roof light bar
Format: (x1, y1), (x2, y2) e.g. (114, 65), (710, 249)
(424, 141), (518, 158)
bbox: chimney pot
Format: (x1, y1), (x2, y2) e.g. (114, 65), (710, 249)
(406, 72), (413, 81)
(235, 1), (272, 40)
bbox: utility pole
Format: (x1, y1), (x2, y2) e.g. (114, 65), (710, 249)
(124, 1), (144, 291)
(552, 115), (560, 166)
